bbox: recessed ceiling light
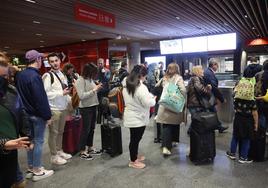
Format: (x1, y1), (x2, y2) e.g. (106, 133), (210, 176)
(40, 45), (44, 48)
(40, 40), (44, 43)
(175, 16), (180, 20)
(91, 31), (96, 34)
(35, 33), (42, 36)
(252, 27), (255, 30)
(25, 0), (36, 3)
(33, 20), (41, 24)
(81, 39), (86, 42)
(244, 14), (248, 18)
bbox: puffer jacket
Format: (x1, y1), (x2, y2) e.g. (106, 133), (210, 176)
(187, 76), (211, 108)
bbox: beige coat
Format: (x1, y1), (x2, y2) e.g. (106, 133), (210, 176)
(155, 74), (186, 125)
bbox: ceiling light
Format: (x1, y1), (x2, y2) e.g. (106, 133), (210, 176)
(40, 40), (44, 43)
(35, 33), (42, 36)
(91, 31), (96, 34)
(252, 27), (255, 30)
(4, 46), (10, 49)
(40, 45), (44, 48)
(175, 16), (180, 20)
(81, 39), (86, 42)
(244, 15), (248, 18)
(33, 20), (41, 24)
(143, 30), (160, 36)
(25, 0), (36, 3)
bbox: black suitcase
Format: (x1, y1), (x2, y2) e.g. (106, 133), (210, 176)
(101, 122), (123, 157)
(189, 129), (216, 164)
(248, 128), (266, 162)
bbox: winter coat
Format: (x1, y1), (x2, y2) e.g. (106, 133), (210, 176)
(122, 79), (155, 128)
(155, 74), (186, 125)
(187, 76), (211, 108)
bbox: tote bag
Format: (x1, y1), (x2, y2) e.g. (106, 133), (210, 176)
(158, 78), (185, 113)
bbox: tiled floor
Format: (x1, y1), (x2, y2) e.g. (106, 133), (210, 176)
(18, 118), (268, 188)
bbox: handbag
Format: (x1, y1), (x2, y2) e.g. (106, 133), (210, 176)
(158, 77), (185, 113)
(191, 111), (221, 134)
(192, 83), (220, 134)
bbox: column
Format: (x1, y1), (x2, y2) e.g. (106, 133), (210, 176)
(127, 42), (140, 72)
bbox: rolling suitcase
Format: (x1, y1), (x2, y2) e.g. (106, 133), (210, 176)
(248, 128), (266, 162)
(189, 129), (216, 164)
(101, 121), (123, 157)
(62, 117), (83, 154)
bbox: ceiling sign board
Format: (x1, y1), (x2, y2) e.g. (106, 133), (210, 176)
(74, 2), (115, 28)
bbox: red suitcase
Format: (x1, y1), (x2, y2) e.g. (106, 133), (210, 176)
(62, 116), (83, 154)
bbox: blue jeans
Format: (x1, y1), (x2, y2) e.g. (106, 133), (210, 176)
(27, 116), (46, 169)
(16, 163), (24, 183)
(230, 136), (250, 159)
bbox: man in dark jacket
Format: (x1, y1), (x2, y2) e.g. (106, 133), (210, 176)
(204, 58), (228, 133)
(118, 61), (129, 83)
(16, 50), (54, 181)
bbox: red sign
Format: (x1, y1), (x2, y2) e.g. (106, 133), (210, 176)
(74, 2), (115, 28)
(247, 38), (268, 46)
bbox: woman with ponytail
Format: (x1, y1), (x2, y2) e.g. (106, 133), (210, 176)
(122, 65), (156, 169)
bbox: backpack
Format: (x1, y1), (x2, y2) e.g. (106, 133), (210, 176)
(234, 77), (256, 100)
(108, 86), (124, 118)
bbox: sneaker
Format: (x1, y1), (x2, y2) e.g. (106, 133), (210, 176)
(238, 157), (253, 164)
(32, 168), (54, 182)
(219, 126), (228, 133)
(88, 148), (102, 156)
(226, 151), (236, 160)
(79, 153), (93, 160)
(57, 150), (72, 160)
(51, 155), (67, 165)
(128, 160), (146, 169)
(162, 147), (171, 156)
(25, 169), (34, 179)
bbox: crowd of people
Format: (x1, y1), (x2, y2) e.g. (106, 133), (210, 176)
(1, 49), (268, 187)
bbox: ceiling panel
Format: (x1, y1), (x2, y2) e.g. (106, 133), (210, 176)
(0, 0), (267, 55)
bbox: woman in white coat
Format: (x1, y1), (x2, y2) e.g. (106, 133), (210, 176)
(122, 65), (156, 169)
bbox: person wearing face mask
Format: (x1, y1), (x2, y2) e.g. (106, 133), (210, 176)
(0, 52), (31, 188)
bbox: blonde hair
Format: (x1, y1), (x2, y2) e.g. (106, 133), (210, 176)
(165, 63), (180, 78)
(191, 65), (203, 76)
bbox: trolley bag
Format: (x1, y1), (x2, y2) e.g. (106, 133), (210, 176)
(101, 120), (122, 157)
(62, 117), (82, 154)
(189, 129), (216, 165)
(248, 115), (266, 162)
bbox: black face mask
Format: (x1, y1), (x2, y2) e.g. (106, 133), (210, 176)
(0, 76), (8, 98)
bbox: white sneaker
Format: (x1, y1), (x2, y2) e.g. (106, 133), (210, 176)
(32, 168), (54, 182)
(51, 155), (67, 165)
(57, 150), (72, 160)
(162, 147), (171, 156)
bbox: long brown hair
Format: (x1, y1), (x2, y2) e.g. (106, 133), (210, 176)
(165, 63), (180, 78)
(82, 63), (97, 80)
